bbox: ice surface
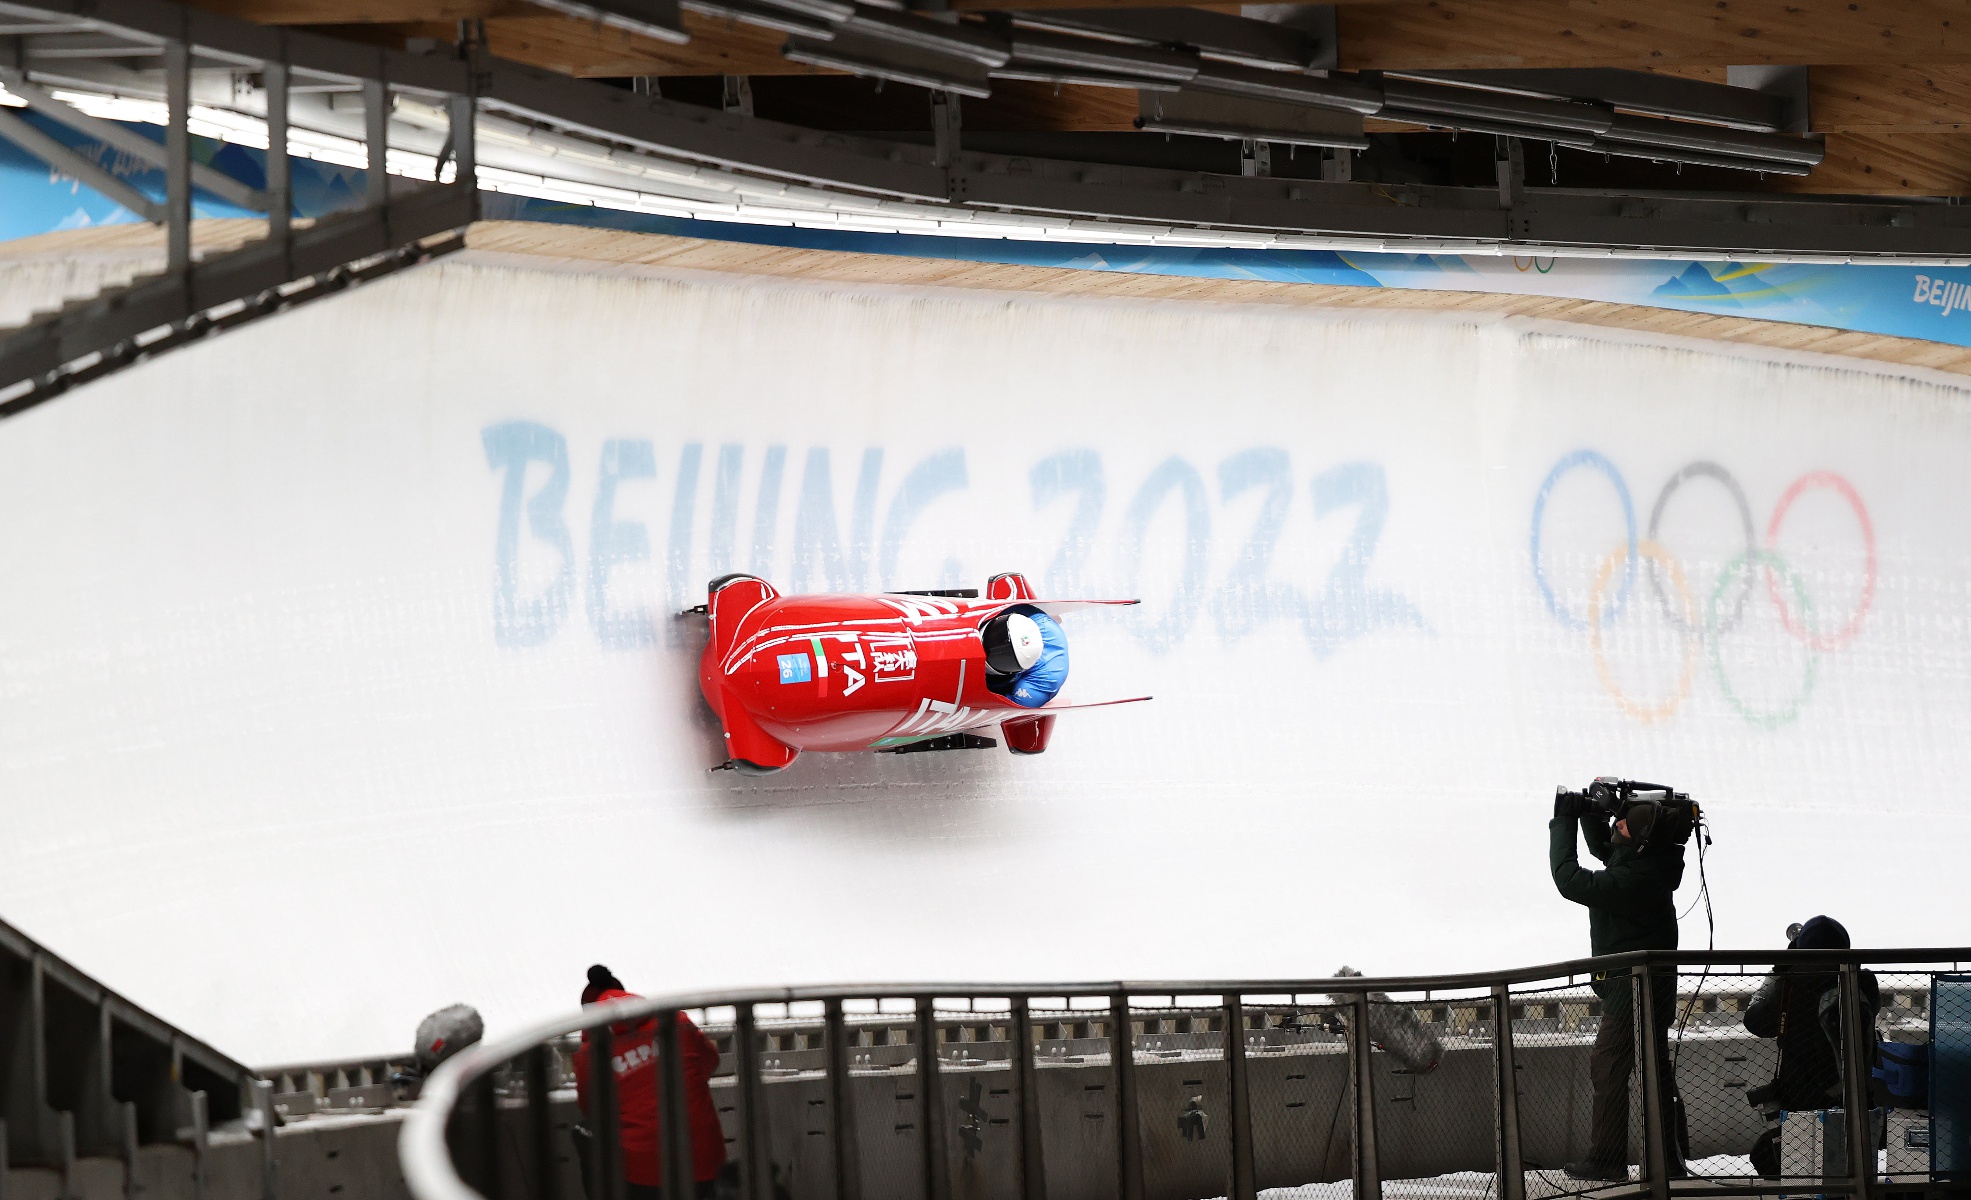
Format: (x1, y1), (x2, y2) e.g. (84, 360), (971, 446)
(0, 252), (1967, 1065)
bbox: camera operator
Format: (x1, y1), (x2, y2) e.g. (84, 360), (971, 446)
(1741, 916), (1881, 1175)
(1550, 789), (1692, 1182)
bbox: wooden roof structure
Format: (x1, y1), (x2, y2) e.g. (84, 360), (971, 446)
(182, 0), (1971, 198)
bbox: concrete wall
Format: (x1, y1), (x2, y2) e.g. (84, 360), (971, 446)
(727, 1030), (1770, 1200)
(3, 1114), (410, 1200)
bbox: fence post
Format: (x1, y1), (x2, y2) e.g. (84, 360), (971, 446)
(1490, 984), (1525, 1200)
(734, 1006), (769, 1200)
(163, 37), (189, 274)
(824, 998), (862, 1200)
(1223, 994), (1256, 1200)
(186, 1087), (208, 1200)
(657, 1012), (692, 1200)
(59, 1110), (75, 1200)
(1109, 995), (1143, 1200)
(915, 998), (948, 1200)
(1634, 966), (1671, 1200)
(1838, 964), (1876, 1200)
(471, 1072), (501, 1200)
(263, 57), (290, 257)
(362, 77), (388, 208)
(590, 1025), (623, 1200)
(526, 1046), (558, 1200)
(1347, 992), (1380, 1200)
(119, 1102), (137, 1200)
(253, 1079), (276, 1200)
(1010, 996), (1047, 1200)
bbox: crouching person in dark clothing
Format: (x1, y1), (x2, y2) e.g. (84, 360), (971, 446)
(1742, 916), (1880, 1176)
(574, 965), (731, 1200)
(1550, 793), (1692, 1182)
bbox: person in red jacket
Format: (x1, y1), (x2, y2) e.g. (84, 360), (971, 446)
(574, 965), (729, 1199)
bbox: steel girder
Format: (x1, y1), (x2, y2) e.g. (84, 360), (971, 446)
(0, 193), (473, 417)
(475, 71), (1969, 258)
(0, 0), (478, 411)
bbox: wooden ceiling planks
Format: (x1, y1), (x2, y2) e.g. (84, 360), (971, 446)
(1771, 129), (1971, 194)
(965, 81), (1140, 131)
(1812, 64), (1971, 129)
(504, 10), (834, 75)
(1335, 1), (1971, 70)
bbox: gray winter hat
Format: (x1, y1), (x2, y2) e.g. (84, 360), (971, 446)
(414, 1004), (484, 1074)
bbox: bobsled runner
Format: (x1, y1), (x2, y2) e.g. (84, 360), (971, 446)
(689, 572), (1150, 774)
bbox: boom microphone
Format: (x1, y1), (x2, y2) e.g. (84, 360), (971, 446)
(1327, 966), (1442, 1074)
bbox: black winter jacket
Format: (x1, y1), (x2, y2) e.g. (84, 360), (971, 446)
(1743, 967), (1880, 1112)
(1550, 814), (1685, 958)
(1550, 814), (1687, 1009)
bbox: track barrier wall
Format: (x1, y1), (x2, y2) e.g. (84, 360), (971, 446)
(1, 251), (1970, 1061)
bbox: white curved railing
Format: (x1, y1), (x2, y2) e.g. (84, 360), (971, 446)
(398, 949), (1971, 1200)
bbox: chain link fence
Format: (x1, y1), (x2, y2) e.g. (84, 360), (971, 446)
(1245, 995), (1352, 1196)
(1664, 968), (1764, 1183)
(1359, 987), (1490, 1200)
(1131, 998), (1234, 1200)
(1506, 979), (1599, 1194)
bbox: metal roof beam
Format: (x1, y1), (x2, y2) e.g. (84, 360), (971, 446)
(0, 69), (269, 210)
(678, 0), (835, 38)
(478, 56), (952, 195)
(840, 8), (1010, 67)
(1394, 68), (1791, 132)
(1003, 26), (1200, 84)
(525, 0), (688, 46)
(0, 104), (163, 220)
(1013, 6), (1328, 72)
(0, 185), (476, 410)
(780, 30), (992, 96)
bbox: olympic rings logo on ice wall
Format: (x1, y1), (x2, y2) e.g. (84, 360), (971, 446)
(1529, 451), (1877, 729)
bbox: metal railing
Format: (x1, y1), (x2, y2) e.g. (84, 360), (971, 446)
(400, 948), (1971, 1200)
(0, 914), (278, 1197)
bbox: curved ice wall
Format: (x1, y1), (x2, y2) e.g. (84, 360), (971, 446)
(0, 251), (1963, 1062)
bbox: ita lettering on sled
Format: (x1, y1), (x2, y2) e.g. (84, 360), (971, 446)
(684, 571), (1151, 773)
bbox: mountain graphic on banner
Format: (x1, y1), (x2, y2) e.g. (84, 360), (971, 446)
(1648, 261), (1794, 310)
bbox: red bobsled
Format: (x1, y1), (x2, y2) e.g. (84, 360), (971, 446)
(692, 571), (1150, 774)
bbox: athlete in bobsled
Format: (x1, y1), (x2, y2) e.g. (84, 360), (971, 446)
(980, 607), (1069, 708)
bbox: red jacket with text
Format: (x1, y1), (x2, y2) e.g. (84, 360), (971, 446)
(573, 991), (728, 1185)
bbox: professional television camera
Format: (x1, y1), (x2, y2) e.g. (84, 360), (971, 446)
(1555, 777), (1701, 847)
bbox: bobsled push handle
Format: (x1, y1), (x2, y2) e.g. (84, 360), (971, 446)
(986, 573), (1036, 602)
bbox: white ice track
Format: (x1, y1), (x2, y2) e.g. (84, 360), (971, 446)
(1, 246), (1969, 1067)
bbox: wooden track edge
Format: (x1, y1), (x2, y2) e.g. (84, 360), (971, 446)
(5, 218), (1968, 381)
(459, 219), (1971, 382)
